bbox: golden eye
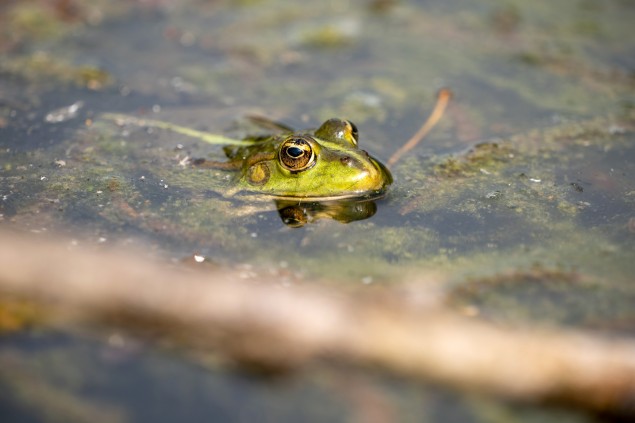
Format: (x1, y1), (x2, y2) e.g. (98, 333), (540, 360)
(279, 137), (316, 172)
(315, 118), (359, 147)
(345, 120), (358, 145)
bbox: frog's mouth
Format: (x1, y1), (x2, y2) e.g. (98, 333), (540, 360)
(370, 158), (393, 186)
(269, 189), (389, 202)
(231, 188), (388, 203)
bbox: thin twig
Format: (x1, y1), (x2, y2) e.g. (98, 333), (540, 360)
(388, 88), (452, 167)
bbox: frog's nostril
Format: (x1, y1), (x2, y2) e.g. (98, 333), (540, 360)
(340, 156), (352, 165)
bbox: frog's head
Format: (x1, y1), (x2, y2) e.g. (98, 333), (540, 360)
(236, 118), (392, 200)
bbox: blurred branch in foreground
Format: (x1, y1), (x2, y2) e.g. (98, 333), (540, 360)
(0, 231), (634, 417)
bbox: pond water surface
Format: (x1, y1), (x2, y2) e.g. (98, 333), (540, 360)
(1, 1), (634, 422)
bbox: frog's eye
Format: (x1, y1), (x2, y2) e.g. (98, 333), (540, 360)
(315, 118), (358, 147)
(279, 137), (316, 172)
(345, 120), (359, 145)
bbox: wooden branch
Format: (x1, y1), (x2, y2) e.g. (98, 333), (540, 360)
(0, 231), (634, 416)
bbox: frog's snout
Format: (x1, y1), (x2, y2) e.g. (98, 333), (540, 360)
(369, 157), (393, 188)
(339, 152), (392, 192)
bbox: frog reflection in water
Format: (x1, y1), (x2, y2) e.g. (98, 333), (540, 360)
(104, 90), (449, 227)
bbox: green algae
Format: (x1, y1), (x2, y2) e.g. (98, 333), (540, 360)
(300, 25), (356, 48)
(446, 266), (635, 329)
(0, 53), (112, 90)
(1, 2), (79, 45)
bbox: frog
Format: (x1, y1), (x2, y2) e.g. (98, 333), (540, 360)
(103, 114), (393, 201)
(203, 117), (392, 201)
(102, 89), (449, 225)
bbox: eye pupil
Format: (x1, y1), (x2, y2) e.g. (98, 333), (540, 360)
(287, 146), (303, 157)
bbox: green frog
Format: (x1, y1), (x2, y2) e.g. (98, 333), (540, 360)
(103, 90), (448, 226)
(104, 114), (393, 201)
(221, 118), (392, 201)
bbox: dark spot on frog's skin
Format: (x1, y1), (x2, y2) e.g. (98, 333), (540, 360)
(340, 156), (351, 165)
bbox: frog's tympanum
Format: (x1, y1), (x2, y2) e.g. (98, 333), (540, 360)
(206, 118), (393, 201)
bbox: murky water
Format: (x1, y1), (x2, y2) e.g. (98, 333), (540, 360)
(1, 0), (634, 421)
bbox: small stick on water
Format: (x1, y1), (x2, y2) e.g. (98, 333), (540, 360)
(388, 88), (452, 167)
(101, 113), (253, 146)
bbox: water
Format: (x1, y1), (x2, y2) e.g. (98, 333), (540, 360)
(1, 1), (634, 421)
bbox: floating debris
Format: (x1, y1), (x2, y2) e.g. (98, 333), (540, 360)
(45, 101), (84, 123)
(577, 201), (591, 209)
(485, 190), (502, 200)
(608, 124), (626, 135)
(570, 182), (584, 192)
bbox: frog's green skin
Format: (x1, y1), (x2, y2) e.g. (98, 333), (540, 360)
(103, 114), (392, 201)
(220, 118), (392, 201)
